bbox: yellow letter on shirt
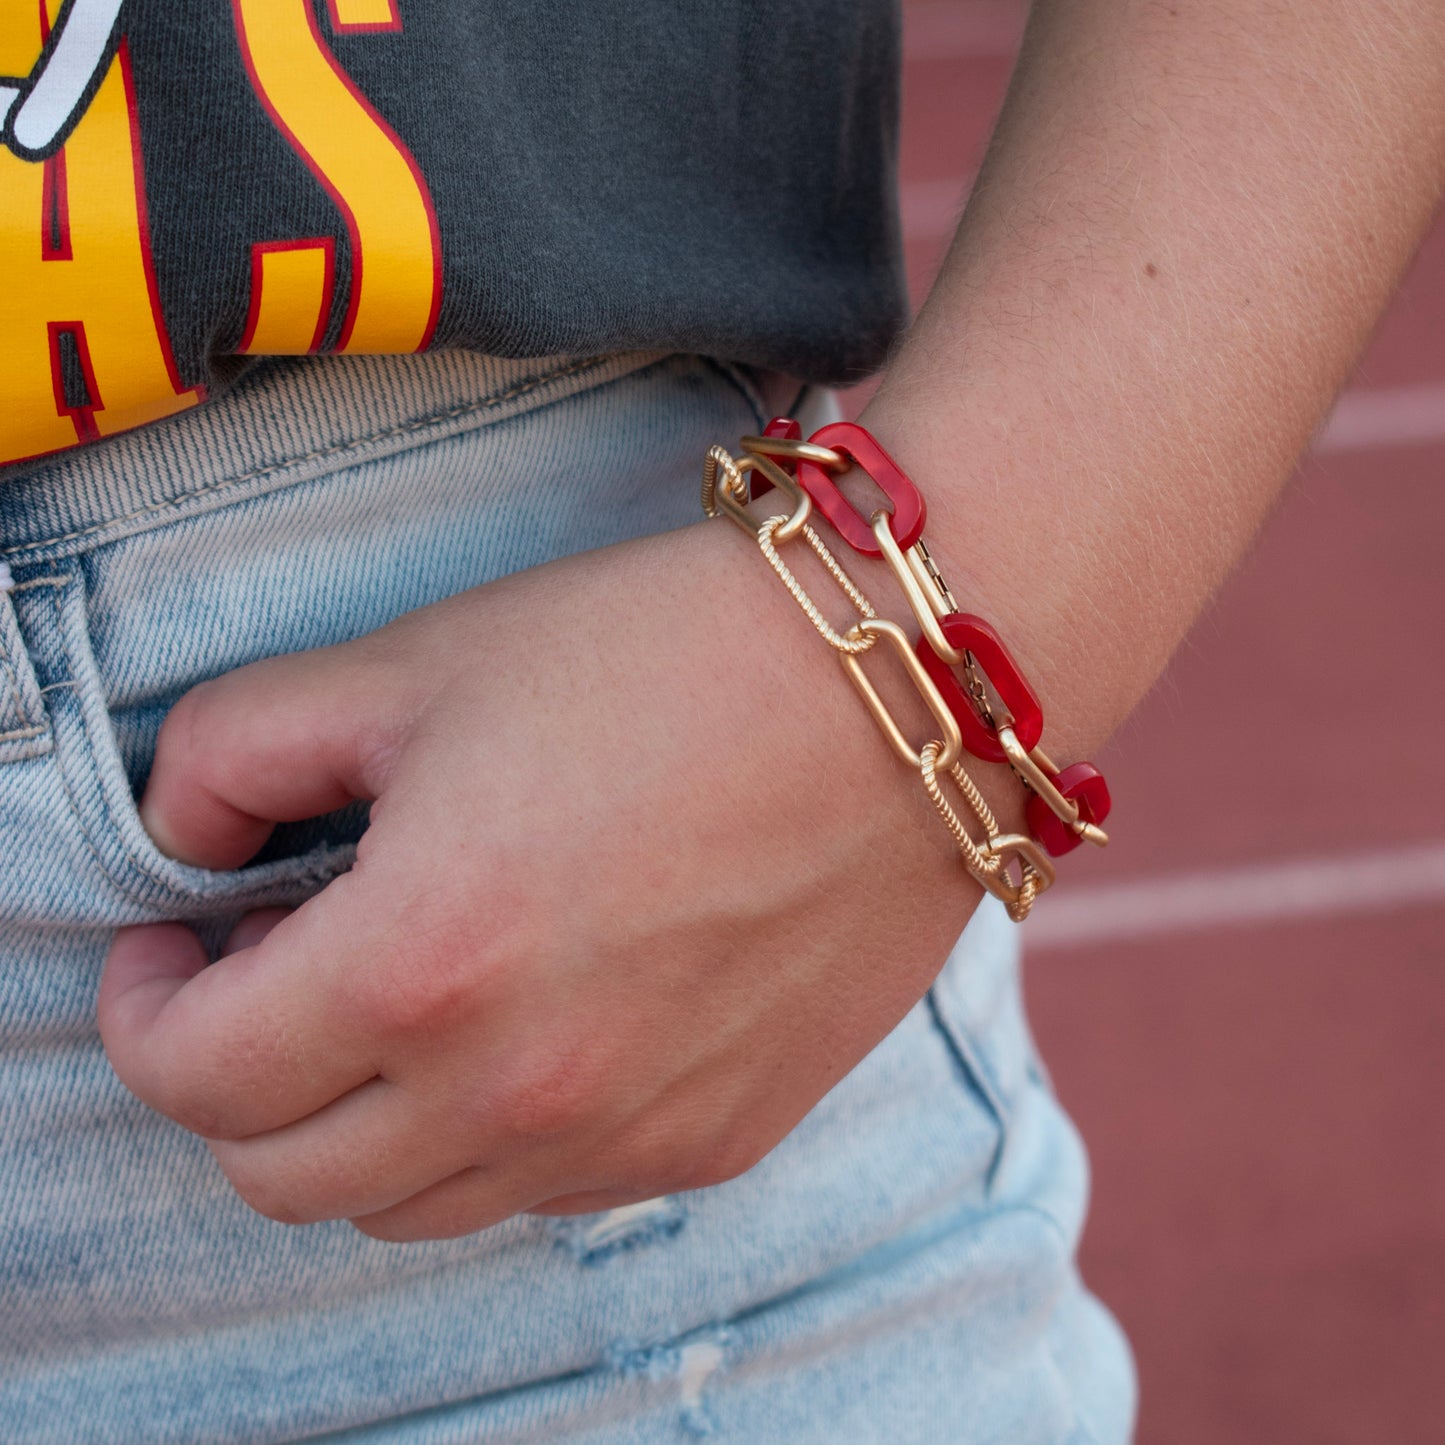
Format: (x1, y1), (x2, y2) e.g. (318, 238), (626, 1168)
(232, 0), (441, 355)
(0, 7), (201, 466)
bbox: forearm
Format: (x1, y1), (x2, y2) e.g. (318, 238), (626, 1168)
(862, 0), (1445, 759)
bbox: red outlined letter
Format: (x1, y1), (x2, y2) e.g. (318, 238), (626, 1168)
(233, 0), (440, 354)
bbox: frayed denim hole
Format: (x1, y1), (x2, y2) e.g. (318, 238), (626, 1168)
(546, 1196), (687, 1266)
(607, 1324), (731, 1437)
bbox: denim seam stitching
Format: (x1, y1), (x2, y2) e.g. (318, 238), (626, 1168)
(8, 575), (74, 592)
(702, 357), (771, 433)
(0, 591), (49, 739)
(0, 659), (34, 736)
(0, 723), (46, 742)
(2, 354), (619, 559)
(31, 583), (137, 898)
(925, 986), (1008, 1187)
(46, 575), (186, 899)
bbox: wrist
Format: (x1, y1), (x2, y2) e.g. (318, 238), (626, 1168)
(695, 417), (1111, 920)
(853, 392), (1130, 764)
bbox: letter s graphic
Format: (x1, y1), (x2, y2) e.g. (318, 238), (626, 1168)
(232, 0), (441, 355)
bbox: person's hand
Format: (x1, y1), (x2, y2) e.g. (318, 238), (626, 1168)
(97, 521), (982, 1240)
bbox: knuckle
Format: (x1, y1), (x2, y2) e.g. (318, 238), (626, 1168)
(218, 1155), (325, 1227)
(156, 678), (230, 785)
(127, 1045), (269, 1143)
(606, 1127), (713, 1198)
(491, 1039), (614, 1141)
(135, 1071), (229, 1140)
(671, 1132), (763, 1194)
(155, 678), (211, 754)
(358, 902), (497, 1041)
(350, 1215), (416, 1244)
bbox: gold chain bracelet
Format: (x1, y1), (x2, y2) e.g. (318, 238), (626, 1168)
(700, 428), (1090, 921)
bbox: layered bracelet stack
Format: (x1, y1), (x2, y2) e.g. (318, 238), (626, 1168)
(701, 419), (1112, 923)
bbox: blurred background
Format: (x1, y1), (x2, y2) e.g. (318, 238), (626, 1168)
(881, 4), (1445, 1441)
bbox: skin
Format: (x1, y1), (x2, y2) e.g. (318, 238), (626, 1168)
(99, 0), (1445, 1241)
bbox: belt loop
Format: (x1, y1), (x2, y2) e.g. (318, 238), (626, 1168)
(0, 571), (54, 764)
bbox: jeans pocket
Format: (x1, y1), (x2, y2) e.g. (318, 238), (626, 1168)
(0, 352), (773, 929)
(7, 566), (357, 925)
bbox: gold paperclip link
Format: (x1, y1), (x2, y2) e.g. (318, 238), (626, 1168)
(839, 618), (963, 773)
(907, 537), (960, 616)
(701, 444), (743, 519)
(871, 511), (966, 665)
(919, 740), (1002, 880)
(974, 831), (1057, 922)
(740, 434), (849, 472)
(757, 517), (879, 655)
(998, 725), (1109, 848)
(704, 449), (813, 544)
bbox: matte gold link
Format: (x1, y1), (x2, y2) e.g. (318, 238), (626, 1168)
(838, 618), (963, 773)
(904, 543), (954, 621)
(872, 511), (965, 665)
(998, 725), (1109, 848)
(908, 536), (960, 615)
(740, 435), (849, 472)
(880, 516), (995, 726)
(706, 450), (813, 544)
(1031, 744), (1061, 777)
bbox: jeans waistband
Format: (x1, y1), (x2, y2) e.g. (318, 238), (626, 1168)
(0, 350), (692, 566)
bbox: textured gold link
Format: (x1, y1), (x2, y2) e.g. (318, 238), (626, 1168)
(705, 449), (813, 544)
(756, 516), (879, 655)
(974, 832), (1056, 922)
(919, 746), (1052, 921)
(919, 741), (1002, 878)
(1009, 870), (1041, 922)
(701, 444), (742, 519)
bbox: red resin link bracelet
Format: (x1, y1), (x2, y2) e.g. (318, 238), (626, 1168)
(743, 418), (1112, 861)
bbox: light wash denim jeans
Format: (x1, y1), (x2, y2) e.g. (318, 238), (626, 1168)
(0, 351), (1136, 1444)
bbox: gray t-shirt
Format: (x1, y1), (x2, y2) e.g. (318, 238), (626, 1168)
(0, 0), (905, 470)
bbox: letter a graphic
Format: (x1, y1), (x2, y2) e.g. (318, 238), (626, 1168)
(0, 1), (201, 465)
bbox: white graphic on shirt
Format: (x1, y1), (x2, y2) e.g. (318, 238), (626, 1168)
(0, 0), (439, 467)
(0, 0), (124, 161)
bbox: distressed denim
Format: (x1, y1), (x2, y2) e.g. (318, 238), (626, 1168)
(0, 351), (1136, 1443)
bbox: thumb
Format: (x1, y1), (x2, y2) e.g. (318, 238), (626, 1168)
(141, 642), (405, 869)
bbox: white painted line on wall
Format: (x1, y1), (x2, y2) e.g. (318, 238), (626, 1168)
(1313, 382), (1445, 454)
(1026, 840), (1445, 950)
(903, 1), (1026, 62)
